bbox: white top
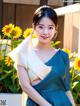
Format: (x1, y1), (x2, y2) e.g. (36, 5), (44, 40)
(8, 35), (52, 83)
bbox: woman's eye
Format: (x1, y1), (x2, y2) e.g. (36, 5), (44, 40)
(38, 26), (43, 29)
(49, 27), (53, 29)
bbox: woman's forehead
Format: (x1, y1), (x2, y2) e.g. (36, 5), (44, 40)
(38, 17), (55, 26)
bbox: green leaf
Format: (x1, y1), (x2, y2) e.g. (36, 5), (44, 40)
(0, 70), (12, 81)
(51, 41), (61, 47)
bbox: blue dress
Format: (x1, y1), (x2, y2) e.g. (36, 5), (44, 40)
(26, 49), (72, 106)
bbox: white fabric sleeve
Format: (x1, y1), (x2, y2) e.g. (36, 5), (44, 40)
(8, 49), (28, 70)
(8, 35), (31, 70)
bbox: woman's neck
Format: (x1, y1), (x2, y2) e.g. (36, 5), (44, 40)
(35, 41), (54, 51)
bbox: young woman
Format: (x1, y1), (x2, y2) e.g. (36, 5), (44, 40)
(8, 5), (75, 106)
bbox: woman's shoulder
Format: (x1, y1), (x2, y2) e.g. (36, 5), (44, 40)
(59, 49), (69, 58)
(58, 49), (69, 64)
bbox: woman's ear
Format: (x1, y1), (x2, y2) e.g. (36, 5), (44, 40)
(55, 24), (58, 31)
(32, 23), (36, 36)
(54, 24), (58, 34)
(32, 23), (35, 31)
(54, 29), (57, 34)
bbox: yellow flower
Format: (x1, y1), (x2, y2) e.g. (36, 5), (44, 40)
(74, 58), (80, 71)
(23, 28), (37, 38)
(2, 24), (14, 37)
(23, 28), (33, 38)
(11, 26), (22, 39)
(5, 56), (12, 66)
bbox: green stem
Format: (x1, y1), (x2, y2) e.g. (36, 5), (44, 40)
(71, 67), (75, 80)
(71, 67), (75, 90)
(11, 36), (13, 50)
(75, 89), (80, 103)
(72, 74), (79, 80)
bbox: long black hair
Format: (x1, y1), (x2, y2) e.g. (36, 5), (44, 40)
(33, 5), (58, 27)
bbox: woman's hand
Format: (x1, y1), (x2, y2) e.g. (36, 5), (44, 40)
(66, 91), (76, 106)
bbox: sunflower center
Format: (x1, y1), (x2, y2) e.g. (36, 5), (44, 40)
(8, 59), (10, 63)
(6, 27), (11, 33)
(78, 60), (80, 67)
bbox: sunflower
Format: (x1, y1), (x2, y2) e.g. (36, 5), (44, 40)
(11, 26), (22, 39)
(23, 28), (33, 38)
(2, 24), (14, 37)
(5, 56), (12, 66)
(23, 28), (37, 38)
(74, 58), (80, 71)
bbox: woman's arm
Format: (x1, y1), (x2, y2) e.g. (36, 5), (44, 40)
(66, 90), (76, 106)
(17, 65), (52, 106)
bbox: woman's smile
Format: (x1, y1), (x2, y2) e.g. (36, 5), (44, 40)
(40, 35), (49, 39)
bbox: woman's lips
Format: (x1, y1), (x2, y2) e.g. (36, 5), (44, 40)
(40, 35), (49, 39)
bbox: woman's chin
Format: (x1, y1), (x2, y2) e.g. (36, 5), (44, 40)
(39, 39), (51, 44)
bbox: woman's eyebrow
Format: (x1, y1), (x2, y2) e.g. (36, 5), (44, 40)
(49, 25), (54, 27)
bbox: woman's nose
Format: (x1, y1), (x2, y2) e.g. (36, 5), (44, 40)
(43, 29), (48, 35)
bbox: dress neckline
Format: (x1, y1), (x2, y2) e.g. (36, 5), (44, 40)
(44, 48), (60, 64)
(33, 47), (60, 65)
(31, 38), (60, 65)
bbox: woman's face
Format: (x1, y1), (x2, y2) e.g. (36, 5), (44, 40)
(33, 17), (57, 44)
